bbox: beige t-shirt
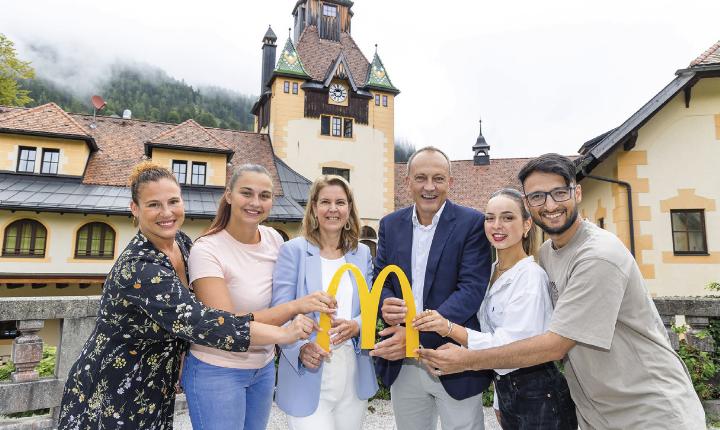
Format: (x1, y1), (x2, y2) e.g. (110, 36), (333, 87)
(188, 226), (284, 369)
(540, 220), (704, 430)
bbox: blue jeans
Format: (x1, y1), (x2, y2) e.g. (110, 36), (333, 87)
(181, 352), (275, 430)
(494, 362), (577, 430)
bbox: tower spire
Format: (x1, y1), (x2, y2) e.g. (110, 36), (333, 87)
(473, 118), (490, 166)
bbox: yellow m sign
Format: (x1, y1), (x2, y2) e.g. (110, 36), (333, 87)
(316, 263), (420, 358)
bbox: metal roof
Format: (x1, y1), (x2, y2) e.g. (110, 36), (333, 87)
(274, 156), (311, 204)
(0, 173), (305, 221)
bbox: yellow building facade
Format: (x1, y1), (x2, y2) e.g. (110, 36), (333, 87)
(578, 44), (720, 296)
(253, 0), (398, 232)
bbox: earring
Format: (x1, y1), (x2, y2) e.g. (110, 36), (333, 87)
(523, 230), (529, 238)
(344, 221), (351, 231)
(132, 216), (138, 227)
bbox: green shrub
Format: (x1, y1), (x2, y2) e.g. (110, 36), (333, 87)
(0, 345), (56, 381)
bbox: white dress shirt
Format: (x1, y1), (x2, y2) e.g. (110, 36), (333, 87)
(410, 202), (446, 314)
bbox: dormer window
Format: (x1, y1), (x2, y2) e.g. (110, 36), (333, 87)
(17, 147), (36, 173)
(191, 162), (207, 186)
(172, 160), (188, 183)
(41, 149), (59, 174)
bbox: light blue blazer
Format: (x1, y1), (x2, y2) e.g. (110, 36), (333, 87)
(271, 237), (379, 417)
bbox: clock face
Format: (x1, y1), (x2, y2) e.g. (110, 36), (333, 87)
(329, 83), (348, 103)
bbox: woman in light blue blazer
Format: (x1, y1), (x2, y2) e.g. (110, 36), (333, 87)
(272, 175), (378, 430)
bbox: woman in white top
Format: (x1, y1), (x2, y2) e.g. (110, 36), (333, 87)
(182, 164), (336, 430)
(271, 175), (378, 430)
(413, 188), (577, 430)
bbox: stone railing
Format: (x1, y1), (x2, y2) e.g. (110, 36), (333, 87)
(654, 296), (720, 353)
(0, 295), (718, 428)
(0, 296), (99, 429)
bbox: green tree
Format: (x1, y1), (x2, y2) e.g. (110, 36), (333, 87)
(0, 34), (35, 106)
(394, 138), (416, 163)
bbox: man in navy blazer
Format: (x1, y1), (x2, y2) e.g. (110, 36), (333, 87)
(370, 147), (493, 430)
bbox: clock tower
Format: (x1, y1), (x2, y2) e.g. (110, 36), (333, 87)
(252, 0), (399, 230)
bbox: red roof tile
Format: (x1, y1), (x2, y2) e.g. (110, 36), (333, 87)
(690, 41), (720, 67)
(395, 158), (533, 212)
(147, 119), (231, 153)
(0, 106), (287, 195)
(296, 26), (370, 86)
(0, 102), (92, 138)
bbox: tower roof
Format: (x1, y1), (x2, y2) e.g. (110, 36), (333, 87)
(296, 26), (370, 86)
(274, 37), (310, 79)
(365, 51), (398, 93)
(263, 26), (278, 43)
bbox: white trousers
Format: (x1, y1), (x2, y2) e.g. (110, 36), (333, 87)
(391, 359), (485, 430)
(288, 344), (367, 430)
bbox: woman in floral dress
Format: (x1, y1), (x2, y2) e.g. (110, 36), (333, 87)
(57, 162), (315, 430)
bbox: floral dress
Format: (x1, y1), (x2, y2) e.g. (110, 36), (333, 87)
(57, 231), (252, 430)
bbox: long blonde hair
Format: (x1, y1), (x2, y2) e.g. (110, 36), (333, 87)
(301, 175), (360, 254)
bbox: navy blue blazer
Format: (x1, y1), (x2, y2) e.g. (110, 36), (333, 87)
(374, 200), (493, 400)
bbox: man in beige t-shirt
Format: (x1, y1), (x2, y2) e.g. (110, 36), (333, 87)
(418, 154), (705, 429)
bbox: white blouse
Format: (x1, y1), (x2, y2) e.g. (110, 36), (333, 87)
(466, 256), (553, 375)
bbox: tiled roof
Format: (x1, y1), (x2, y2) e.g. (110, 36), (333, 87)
(275, 37), (310, 78)
(366, 52), (397, 92)
(394, 158), (532, 212)
(296, 26), (370, 86)
(690, 41), (720, 67)
(0, 105), (311, 220)
(0, 102), (93, 141)
(146, 119), (232, 154)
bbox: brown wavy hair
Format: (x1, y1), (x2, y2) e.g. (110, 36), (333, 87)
(202, 164), (273, 238)
(128, 161), (178, 204)
(301, 175), (360, 254)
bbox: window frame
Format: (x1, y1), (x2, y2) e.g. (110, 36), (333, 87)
(190, 162), (207, 186)
(331, 116), (342, 137)
(321, 115), (331, 136)
(283, 81), (290, 93)
(670, 209), (708, 255)
(2, 219), (47, 258)
(16, 146), (37, 173)
(292, 82), (299, 94)
(343, 118), (353, 138)
(172, 160), (188, 184)
(40, 148), (60, 174)
(75, 222), (116, 259)
(382, 95), (388, 107)
(322, 166), (350, 182)
(375, 94), (381, 106)
(322, 3), (337, 17)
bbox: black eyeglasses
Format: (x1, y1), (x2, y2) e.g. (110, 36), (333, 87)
(524, 186), (575, 207)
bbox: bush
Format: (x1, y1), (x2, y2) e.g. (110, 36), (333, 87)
(673, 325), (719, 400)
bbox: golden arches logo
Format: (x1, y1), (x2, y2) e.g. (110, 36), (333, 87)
(316, 263), (419, 358)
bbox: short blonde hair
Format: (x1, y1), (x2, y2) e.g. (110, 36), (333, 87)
(301, 175), (360, 254)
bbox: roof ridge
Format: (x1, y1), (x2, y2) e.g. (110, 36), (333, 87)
(690, 40), (720, 66)
(0, 102), (92, 137)
(148, 118), (232, 150)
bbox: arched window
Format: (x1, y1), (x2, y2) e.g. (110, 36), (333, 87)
(360, 226), (377, 240)
(75, 222), (116, 259)
(2, 219), (47, 257)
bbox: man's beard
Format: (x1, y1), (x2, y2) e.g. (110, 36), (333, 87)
(533, 206), (579, 235)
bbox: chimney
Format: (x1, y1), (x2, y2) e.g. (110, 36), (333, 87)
(261, 26), (278, 95)
(472, 119), (490, 166)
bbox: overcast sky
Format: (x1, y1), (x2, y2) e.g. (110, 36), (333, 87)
(2, 0), (719, 161)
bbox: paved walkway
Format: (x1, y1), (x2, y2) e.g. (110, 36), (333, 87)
(173, 399), (502, 429)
